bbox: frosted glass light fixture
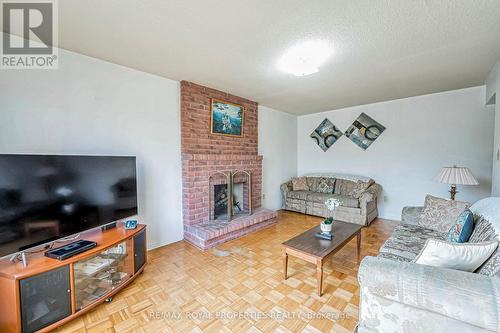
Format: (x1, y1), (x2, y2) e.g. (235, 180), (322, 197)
(277, 40), (332, 76)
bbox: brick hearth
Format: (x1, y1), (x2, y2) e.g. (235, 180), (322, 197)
(184, 208), (277, 250)
(181, 81), (277, 250)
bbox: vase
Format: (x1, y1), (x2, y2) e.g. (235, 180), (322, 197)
(320, 221), (332, 234)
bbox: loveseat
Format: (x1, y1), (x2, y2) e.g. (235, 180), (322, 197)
(357, 197), (500, 332)
(280, 173), (382, 226)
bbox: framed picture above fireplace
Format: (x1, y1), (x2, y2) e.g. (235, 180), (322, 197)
(210, 98), (244, 137)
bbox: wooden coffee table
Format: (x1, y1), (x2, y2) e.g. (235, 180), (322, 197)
(282, 221), (362, 296)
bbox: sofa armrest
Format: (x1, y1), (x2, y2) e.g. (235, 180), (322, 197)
(401, 206), (424, 225)
(359, 183), (382, 216)
(359, 183), (382, 203)
(358, 256), (500, 332)
(280, 180), (293, 208)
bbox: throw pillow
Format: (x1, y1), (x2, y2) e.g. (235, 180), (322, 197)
(414, 239), (498, 272)
(334, 179), (374, 198)
(291, 177), (309, 191)
(316, 177), (335, 194)
(448, 209), (474, 243)
(419, 195), (470, 233)
(306, 177), (321, 192)
(351, 180), (375, 198)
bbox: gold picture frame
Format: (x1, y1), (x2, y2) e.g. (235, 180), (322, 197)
(210, 98), (244, 137)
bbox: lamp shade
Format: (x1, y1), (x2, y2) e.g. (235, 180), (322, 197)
(434, 166), (479, 185)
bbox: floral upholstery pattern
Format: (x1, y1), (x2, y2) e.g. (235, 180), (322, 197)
(447, 209), (474, 243)
(358, 256), (500, 333)
(401, 206), (424, 225)
(359, 184), (382, 214)
(286, 190), (309, 200)
(469, 215), (498, 243)
(284, 197), (306, 213)
(305, 192), (359, 208)
(306, 177), (321, 192)
(470, 216), (500, 276)
(316, 177), (335, 193)
(477, 248), (500, 277)
(335, 179), (374, 198)
(351, 180), (375, 198)
(358, 197), (500, 332)
(469, 198), (500, 277)
(280, 182), (292, 210)
(378, 223), (447, 262)
(291, 177), (308, 191)
(419, 195), (470, 233)
(281, 176), (381, 226)
(358, 289), (493, 333)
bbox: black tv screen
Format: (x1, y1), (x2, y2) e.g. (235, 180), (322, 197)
(0, 154), (137, 258)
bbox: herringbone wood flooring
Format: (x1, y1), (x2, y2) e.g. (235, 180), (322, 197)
(54, 211), (396, 333)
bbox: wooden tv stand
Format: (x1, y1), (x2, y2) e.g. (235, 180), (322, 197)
(0, 222), (147, 333)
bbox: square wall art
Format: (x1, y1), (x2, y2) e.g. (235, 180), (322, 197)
(345, 112), (386, 150)
(210, 99), (244, 137)
(310, 118), (343, 152)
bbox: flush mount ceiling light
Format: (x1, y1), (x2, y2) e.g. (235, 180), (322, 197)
(277, 40), (332, 76)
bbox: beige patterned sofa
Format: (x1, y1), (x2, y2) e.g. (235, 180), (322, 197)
(357, 197), (500, 332)
(280, 173), (382, 226)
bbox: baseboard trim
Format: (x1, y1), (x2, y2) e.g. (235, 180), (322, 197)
(147, 237), (183, 251)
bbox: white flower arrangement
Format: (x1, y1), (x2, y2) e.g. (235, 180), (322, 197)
(321, 198), (343, 232)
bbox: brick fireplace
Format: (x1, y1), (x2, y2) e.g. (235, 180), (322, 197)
(181, 81), (277, 250)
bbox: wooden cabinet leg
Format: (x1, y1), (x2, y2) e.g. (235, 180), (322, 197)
(283, 250), (288, 280)
(316, 261), (323, 296)
(357, 230), (362, 261)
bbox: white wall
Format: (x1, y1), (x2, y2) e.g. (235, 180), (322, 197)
(486, 61), (499, 105)
(0, 37), (183, 249)
(298, 86), (494, 220)
(486, 61), (500, 195)
(258, 106), (297, 210)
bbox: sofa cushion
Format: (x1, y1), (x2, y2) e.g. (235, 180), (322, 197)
(378, 223), (447, 262)
(306, 192), (359, 208)
(334, 179), (374, 198)
(284, 198), (306, 213)
(469, 215), (498, 243)
(469, 197), (500, 242)
(316, 177), (335, 194)
(306, 177), (322, 192)
(291, 177), (308, 191)
(286, 190), (309, 200)
(419, 195), (470, 233)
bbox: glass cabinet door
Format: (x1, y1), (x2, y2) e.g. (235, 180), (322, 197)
(73, 241), (133, 311)
(20, 266), (72, 333)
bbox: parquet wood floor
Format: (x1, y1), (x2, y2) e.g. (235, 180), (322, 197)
(54, 211), (397, 333)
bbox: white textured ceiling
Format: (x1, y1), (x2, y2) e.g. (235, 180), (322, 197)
(22, 1), (500, 114)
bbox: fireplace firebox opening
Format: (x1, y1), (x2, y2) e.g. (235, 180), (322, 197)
(209, 170), (252, 221)
(214, 184), (240, 220)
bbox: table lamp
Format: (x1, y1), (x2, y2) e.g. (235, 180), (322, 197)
(434, 166), (479, 200)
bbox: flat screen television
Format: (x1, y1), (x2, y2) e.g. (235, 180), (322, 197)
(0, 154), (138, 258)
